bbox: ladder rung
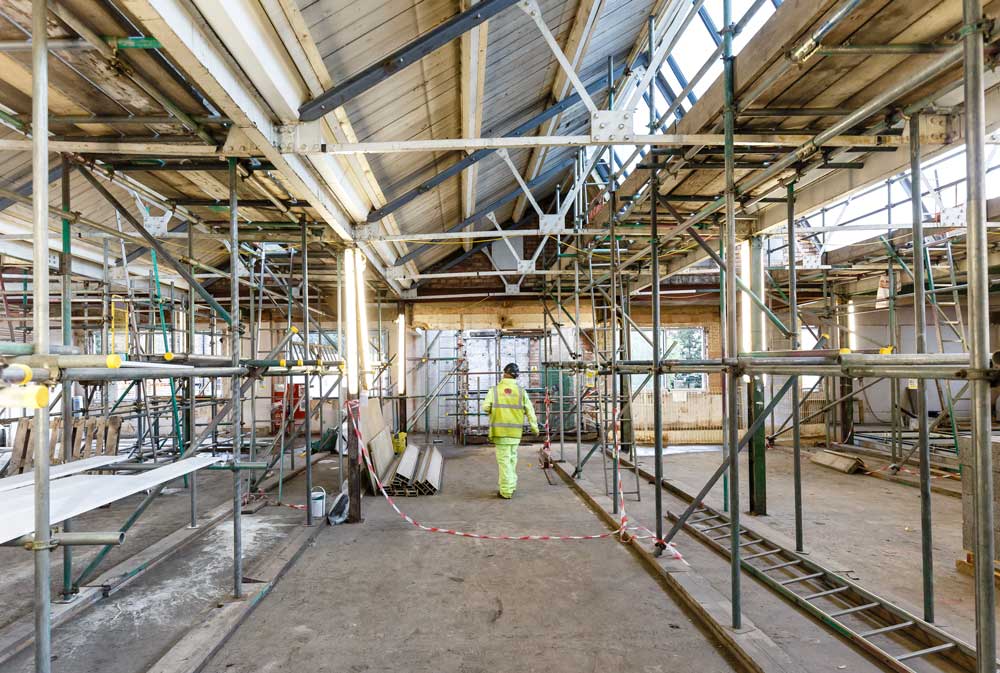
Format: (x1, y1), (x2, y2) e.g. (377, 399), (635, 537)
(802, 586), (849, 600)
(778, 572), (824, 585)
(895, 642), (955, 662)
(712, 531), (744, 541)
(738, 538), (764, 547)
(828, 602), (879, 618)
(688, 514), (722, 525)
(697, 521), (732, 532)
(859, 621), (913, 638)
(758, 557), (799, 567)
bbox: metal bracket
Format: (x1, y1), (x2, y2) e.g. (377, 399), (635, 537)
(354, 223), (380, 242)
(222, 127), (255, 156)
(940, 203), (966, 228)
(401, 288), (417, 299)
(132, 195), (172, 237)
(538, 213), (563, 234)
(503, 282), (521, 295)
(590, 110), (634, 143)
(109, 265), (129, 283)
(384, 265), (408, 281)
(276, 121), (324, 153)
(908, 113), (956, 145)
(516, 259), (534, 274)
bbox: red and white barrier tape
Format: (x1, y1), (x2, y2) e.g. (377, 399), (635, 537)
(346, 399), (681, 557)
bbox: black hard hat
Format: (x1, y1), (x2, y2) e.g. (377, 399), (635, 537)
(503, 362), (520, 377)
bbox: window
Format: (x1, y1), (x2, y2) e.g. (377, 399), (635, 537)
(665, 327), (706, 390)
(627, 326), (707, 392)
(799, 327), (820, 390)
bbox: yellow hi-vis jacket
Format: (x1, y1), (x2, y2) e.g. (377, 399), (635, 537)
(483, 379), (538, 442)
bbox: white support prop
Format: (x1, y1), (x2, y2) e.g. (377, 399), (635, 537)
(487, 212), (522, 262)
(518, 0), (598, 115)
(310, 133), (903, 154)
(497, 149), (545, 218)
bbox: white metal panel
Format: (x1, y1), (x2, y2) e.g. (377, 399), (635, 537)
(0, 455), (222, 544)
(0, 454), (130, 494)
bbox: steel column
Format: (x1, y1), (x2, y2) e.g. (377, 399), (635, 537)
(188, 225), (198, 529)
(31, 2), (53, 670)
(60, 154), (75, 602)
(748, 235), (767, 515)
(909, 114), (935, 623)
(722, 0), (742, 630)
(962, 2), (996, 670)
(229, 158), (243, 599)
(302, 221), (314, 526)
(788, 182), (803, 553)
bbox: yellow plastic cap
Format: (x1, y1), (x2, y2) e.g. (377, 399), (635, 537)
(163, 352), (174, 361)
(106, 354), (123, 369)
(297, 359), (304, 367)
(32, 385), (49, 408)
(290, 326), (299, 334)
(279, 359), (287, 368)
(820, 333), (830, 340)
(317, 359), (323, 367)
(839, 348), (851, 354)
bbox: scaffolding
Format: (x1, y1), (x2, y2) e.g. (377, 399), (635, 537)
(7, 1), (1000, 673)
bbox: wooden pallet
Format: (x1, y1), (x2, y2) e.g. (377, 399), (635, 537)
(955, 551), (1000, 587)
(7, 416), (123, 475)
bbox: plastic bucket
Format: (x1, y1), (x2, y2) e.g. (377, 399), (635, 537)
(310, 486), (327, 519)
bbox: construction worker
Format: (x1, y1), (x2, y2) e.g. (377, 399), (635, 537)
(483, 362), (538, 499)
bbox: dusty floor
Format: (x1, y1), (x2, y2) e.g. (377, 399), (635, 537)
(3, 436), (988, 673)
(202, 442), (740, 673)
(630, 443), (990, 646)
(567, 445), (893, 673)
(0, 469), (232, 630)
(0, 446), (342, 673)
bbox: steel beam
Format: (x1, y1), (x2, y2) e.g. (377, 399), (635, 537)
(392, 157), (573, 266)
(0, 165), (62, 213)
(77, 166), (233, 324)
(298, 0), (519, 121)
(368, 66), (623, 222)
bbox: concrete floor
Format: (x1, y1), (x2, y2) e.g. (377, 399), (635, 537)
(202, 442), (740, 673)
(0, 447), (339, 673)
(632, 444), (993, 646)
(566, 446), (891, 673)
(0, 469), (233, 631)
(2, 437), (988, 673)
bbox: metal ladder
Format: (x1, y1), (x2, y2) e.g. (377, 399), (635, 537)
(924, 238), (968, 453)
(670, 501), (986, 673)
(586, 247), (641, 501)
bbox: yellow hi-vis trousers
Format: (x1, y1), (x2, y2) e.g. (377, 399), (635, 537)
(495, 439), (519, 497)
